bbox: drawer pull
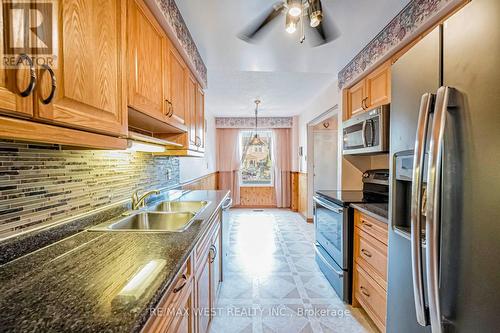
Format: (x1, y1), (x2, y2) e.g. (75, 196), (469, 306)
(360, 286), (370, 297)
(361, 248), (373, 258)
(173, 274), (187, 293)
(361, 220), (373, 228)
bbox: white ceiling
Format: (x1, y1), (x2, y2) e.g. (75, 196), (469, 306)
(175, 0), (410, 117)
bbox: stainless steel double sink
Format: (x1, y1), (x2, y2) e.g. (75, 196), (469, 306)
(89, 201), (208, 233)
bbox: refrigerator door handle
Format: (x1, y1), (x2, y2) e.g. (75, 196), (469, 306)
(426, 86), (456, 333)
(411, 93), (434, 327)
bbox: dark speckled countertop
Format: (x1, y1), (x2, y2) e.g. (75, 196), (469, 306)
(350, 203), (388, 224)
(0, 190), (230, 333)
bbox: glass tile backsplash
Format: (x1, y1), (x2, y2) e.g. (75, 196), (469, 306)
(0, 140), (179, 239)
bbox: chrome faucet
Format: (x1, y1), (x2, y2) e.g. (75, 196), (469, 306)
(131, 189), (160, 210)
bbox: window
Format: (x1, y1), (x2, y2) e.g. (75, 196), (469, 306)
(239, 130), (273, 186)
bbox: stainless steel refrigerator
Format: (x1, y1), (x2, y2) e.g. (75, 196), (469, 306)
(387, 0), (500, 332)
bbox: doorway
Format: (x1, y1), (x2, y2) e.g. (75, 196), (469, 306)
(313, 116), (338, 192)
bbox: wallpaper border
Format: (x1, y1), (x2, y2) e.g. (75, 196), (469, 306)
(215, 117), (294, 129)
(338, 0), (465, 89)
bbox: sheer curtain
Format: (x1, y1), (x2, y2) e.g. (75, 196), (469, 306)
(216, 128), (241, 205)
(272, 128), (291, 208)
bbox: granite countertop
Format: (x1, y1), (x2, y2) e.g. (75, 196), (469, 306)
(350, 203), (389, 224)
(0, 190), (230, 333)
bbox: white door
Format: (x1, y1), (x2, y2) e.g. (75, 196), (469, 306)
(313, 130), (338, 191)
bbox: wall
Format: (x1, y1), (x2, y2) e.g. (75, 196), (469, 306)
(297, 80), (341, 173)
(179, 111), (217, 182)
(0, 140), (179, 239)
(296, 79), (341, 219)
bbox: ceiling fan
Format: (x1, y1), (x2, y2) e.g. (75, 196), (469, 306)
(238, 0), (340, 46)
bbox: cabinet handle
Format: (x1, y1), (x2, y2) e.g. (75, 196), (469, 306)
(17, 54), (37, 97)
(165, 99), (173, 117)
(209, 244), (217, 263)
(173, 274), (187, 293)
(195, 136), (201, 147)
(361, 97), (368, 110)
(360, 286), (370, 297)
(361, 248), (372, 258)
(361, 220), (373, 228)
(40, 64), (56, 105)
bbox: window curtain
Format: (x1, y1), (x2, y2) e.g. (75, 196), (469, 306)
(216, 128), (241, 205)
(272, 128), (291, 208)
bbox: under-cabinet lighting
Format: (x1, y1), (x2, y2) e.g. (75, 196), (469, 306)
(114, 259), (166, 304)
(127, 140), (166, 153)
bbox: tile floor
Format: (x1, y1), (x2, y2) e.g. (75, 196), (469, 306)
(210, 209), (378, 333)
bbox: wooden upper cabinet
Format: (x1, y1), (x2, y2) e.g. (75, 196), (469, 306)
(127, 0), (164, 120)
(196, 84), (205, 152)
(0, 4), (33, 117)
(35, 0), (127, 136)
(345, 61), (391, 120)
(347, 79), (366, 118)
(186, 73), (198, 149)
(366, 62), (391, 109)
(166, 41), (187, 127)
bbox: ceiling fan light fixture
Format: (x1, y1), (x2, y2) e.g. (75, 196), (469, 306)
(308, 0), (323, 27)
(285, 14), (299, 34)
(287, 0), (302, 17)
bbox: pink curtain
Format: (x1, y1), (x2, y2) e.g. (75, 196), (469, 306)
(272, 129), (291, 208)
(216, 129), (241, 205)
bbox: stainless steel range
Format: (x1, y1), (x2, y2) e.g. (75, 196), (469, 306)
(313, 169), (389, 303)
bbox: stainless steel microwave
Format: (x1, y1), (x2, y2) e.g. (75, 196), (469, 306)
(342, 105), (390, 155)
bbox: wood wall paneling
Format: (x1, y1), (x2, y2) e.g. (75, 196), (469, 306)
(181, 172), (218, 191)
(239, 187), (276, 207)
(291, 172), (299, 212)
(298, 173), (308, 220)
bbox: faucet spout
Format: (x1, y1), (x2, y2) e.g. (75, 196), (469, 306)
(131, 189), (160, 210)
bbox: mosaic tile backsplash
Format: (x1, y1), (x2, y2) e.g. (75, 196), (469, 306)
(0, 141), (179, 239)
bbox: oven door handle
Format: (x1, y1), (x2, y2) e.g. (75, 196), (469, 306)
(313, 196), (344, 214)
(315, 244), (344, 277)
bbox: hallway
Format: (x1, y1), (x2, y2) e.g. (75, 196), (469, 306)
(210, 209), (377, 333)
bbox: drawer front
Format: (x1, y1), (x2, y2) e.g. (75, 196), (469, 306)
(355, 211), (388, 244)
(195, 210), (221, 261)
(354, 264), (386, 332)
(144, 256), (192, 333)
(355, 229), (387, 286)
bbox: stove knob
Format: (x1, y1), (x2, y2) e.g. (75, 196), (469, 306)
(363, 172), (369, 178)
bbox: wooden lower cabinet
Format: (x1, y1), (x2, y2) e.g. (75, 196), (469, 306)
(352, 209), (388, 332)
(143, 208), (223, 333)
(195, 243), (212, 333)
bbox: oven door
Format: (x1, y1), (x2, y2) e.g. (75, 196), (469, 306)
(313, 195), (348, 269)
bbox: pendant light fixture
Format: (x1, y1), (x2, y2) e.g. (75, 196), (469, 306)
(308, 0), (323, 27)
(250, 99), (265, 146)
(285, 14), (299, 34)
(287, 0), (302, 17)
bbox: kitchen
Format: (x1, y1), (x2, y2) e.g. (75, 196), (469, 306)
(0, 0), (498, 332)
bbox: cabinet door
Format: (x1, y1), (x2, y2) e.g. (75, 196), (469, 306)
(186, 73), (197, 150)
(0, 4), (33, 116)
(347, 79), (366, 118)
(365, 62), (391, 109)
(36, 0), (127, 136)
(196, 249), (211, 333)
(127, 0), (164, 120)
(167, 42), (187, 127)
(211, 226), (222, 304)
(169, 282), (195, 333)
(195, 84), (205, 152)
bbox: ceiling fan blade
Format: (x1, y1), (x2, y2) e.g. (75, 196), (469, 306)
(238, 2), (285, 43)
(308, 4), (341, 46)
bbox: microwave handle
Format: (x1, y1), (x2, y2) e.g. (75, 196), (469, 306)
(361, 120), (368, 147)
